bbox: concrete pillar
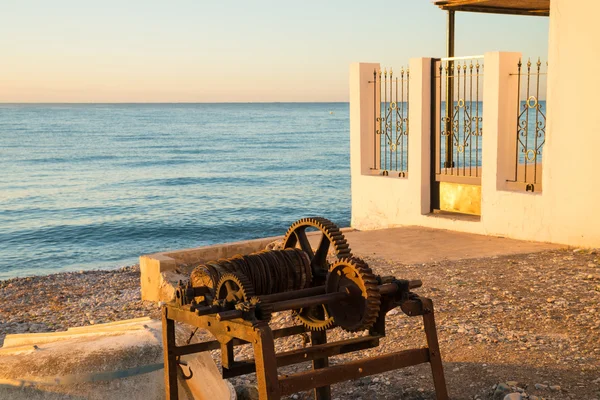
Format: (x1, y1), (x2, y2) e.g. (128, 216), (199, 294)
(139, 254), (178, 302)
(481, 51), (522, 195)
(349, 62), (380, 176)
(408, 58), (433, 215)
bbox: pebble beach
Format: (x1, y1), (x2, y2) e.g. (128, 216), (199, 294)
(0, 266), (159, 346)
(1, 248), (599, 399)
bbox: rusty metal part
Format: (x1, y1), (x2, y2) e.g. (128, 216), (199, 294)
(191, 249), (311, 304)
(326, 258), (381, 332)
(283, 217), (350, 331)
(161, 217), (449, 400)
(294, 305), (335, 332)
(256, 302), (274, 323)
(215, 273), (255, 305)
(176, 280), (211, 307)
(161, 292), (448, 400)
(283, 217), (351, 277)
(258, 286), (326, 303)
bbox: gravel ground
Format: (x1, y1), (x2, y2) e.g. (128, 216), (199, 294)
(0, 266), (159, 346)
(1, 248), (599, 400)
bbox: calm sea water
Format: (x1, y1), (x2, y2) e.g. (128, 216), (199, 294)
(0, 103), (350, 280)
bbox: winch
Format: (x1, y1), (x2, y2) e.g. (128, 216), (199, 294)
(162, 217), (448, 399)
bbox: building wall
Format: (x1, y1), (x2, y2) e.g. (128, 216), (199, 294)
(542, 0), (600, 246)
(350, 0), (600, 247)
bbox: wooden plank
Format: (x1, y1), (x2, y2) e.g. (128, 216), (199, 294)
(173, 325), (306, 356)
(221, 335), (381, 378)
(162, 309), (179, 400)
(433, 0), (549, 16)
(278, 348), (430, 396)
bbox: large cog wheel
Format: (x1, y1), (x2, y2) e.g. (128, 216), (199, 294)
(326, 257), (381, 332)
(283, 217), (350, 331)
(215, 272), (255, 305)
(283, 217), (351, 281)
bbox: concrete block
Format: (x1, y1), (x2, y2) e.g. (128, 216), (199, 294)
(0, 318), (236, 400)
(178, 353), (236, 400)
(140, 254), (177, 302)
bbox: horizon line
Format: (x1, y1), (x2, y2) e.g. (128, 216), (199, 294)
(0, 101), (350, 105)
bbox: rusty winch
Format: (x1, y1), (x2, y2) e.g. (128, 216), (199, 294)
(161, 217), (448, 400)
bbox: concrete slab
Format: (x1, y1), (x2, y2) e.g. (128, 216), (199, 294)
(342, 226), (563, 264)
(0, 318), (234, 400)
(1, 317), (154, 348)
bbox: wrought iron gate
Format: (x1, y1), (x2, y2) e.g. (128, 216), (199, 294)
(431, 56), (484, 216)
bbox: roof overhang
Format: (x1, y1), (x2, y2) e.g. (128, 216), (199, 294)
(434, 0), (550, 16)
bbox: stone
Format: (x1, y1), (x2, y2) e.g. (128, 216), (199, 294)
(503, 393), (522, 400)
(494, 383), (511, 399)
(506, 381), (519, 387)
(549, 385), (561, 391)
(236, 385), (259, 400)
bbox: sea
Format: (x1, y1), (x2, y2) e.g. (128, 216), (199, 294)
(0, 103), (351, 280)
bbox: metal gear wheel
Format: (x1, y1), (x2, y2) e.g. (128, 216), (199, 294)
(326, 257), (381, 332)
(283, 217), (350, 331)
(282, 217), (352, 279)
(215, 272), (255, 305)
(294, 305), (335, 331)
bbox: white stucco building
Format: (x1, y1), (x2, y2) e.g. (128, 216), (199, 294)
(350, 0), (600, 247)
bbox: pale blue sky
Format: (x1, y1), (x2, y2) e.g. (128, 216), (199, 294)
(0, 0), (549, 102)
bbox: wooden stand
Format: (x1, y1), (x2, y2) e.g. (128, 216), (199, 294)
(162, 294), (448, 400)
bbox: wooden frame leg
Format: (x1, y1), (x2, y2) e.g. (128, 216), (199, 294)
(311, 330), (331, 400)
(421, 299), (449, 400)
(254, 326), (282, 399)
(162, 307), (179, 400)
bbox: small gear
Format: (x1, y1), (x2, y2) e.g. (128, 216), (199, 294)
(326, 257), (381, 332)
(215, 272), (255, 305)
(294, 305), (335, 331)
(189, 262), (229, 303)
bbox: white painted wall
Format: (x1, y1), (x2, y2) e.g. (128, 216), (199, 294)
(541, 0), (600, 246)
(350, 0), (600, 247)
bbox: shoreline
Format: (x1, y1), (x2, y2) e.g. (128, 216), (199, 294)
(0, 264), (140, 285)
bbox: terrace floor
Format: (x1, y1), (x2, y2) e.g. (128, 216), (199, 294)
(341, 226), (561, 264)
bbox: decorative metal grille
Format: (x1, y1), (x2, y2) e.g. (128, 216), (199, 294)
(435, 57), (484, 181)
(508, 58), (547, 192)
(372, 67), (409, 177)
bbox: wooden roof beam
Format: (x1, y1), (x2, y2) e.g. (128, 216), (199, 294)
(434, 0), (550, 17)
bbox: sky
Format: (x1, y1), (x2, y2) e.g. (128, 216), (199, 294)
(0, 0), (549, 103)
